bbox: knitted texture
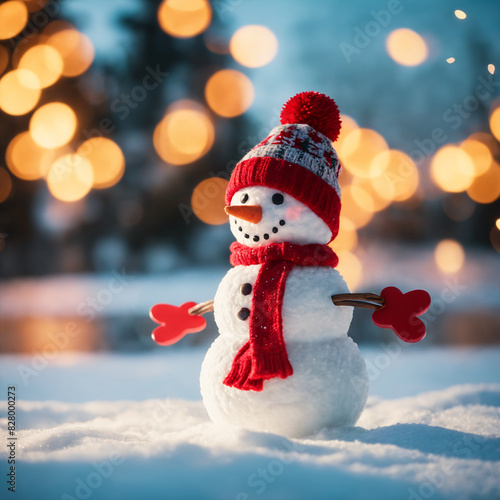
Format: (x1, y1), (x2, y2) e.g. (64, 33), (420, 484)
(225, 92), (343, 241)
(223, 242), (338, 391)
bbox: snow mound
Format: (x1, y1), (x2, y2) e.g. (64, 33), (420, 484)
(1, 383), (499, 499)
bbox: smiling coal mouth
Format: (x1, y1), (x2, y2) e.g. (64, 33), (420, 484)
(233, 218), (286, 242)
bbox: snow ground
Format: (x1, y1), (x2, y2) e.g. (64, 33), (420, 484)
(1, 346), (500, 500)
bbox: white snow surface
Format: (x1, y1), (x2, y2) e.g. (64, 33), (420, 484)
(1, 346), (500, 500)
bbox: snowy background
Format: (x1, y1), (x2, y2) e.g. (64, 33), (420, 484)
(1, 0), (500, 498)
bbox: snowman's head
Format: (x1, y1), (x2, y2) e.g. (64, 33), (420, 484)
(226, 186), (332, 247)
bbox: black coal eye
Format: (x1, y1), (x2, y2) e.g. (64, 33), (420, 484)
(240, 193), (249, 204)
(272, 193), (284, 205)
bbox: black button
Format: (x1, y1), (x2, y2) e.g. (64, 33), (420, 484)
(238, 308), (250, 320)
(272, 227), (278, 233)
(253, 235), (260, 242)
(240, 283), (252, 295)
(279, 219), (286, 226)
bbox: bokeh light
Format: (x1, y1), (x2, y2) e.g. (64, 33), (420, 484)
(490, 107), (500, 142)
(460, 138), (492, 176)
(30, 102), (77, 149)
(488, 64), (495, 75)
(0, 45), (9, 75)
(77, 138), (125, 189)
(191, 177), (229, 225)
(430, 145), (475, 192)
(229, 25), (278, 68)
(447, 57), (455, 64)
(6, 132), (57, 180)
(0, 1), (28, 40)
(0, 69), (41, 115)
(205, 69), (254, 118)
(0, 167), (12, 203)
(466, 162), (500, 204)
(496, 219), (500, 231)
(47, 29), (94, 77)
(23, 0), (48, 12)
(386, 28), (428, 67)
(158, 0), (212, 39)
(370, 150), (419, 202)
(454, 10), (467, 19)
(340, 185), (374, 229)
(47, 154), (93, 202)
(336, 252), (362, 290)
(153, 100), (214, 165)
(434, 239), (465, 274)
(339, 128), (388, 178)
(329, 217), (358, 253)
(335, 115), (359, 155)
(18, 44), (64, 89)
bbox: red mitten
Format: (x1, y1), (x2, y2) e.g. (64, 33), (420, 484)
(372, 287), (431, 343)
(150, 302), (206, 346)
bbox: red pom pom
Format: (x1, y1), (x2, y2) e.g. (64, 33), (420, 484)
(280, 91), (342, 142)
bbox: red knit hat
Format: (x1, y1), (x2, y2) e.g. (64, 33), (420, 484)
(225, 91), (343, 240)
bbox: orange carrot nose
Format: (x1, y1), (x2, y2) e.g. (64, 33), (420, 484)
(225, 205), (263, 223)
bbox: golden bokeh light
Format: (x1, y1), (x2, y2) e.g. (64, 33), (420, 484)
(205, 69), (254, 118)
(0, 45), (9, 75)
(0, 1), (28, 40)
(370, 150), (419, 202)
(339, 128), (388, 178)
(460, 139), (492, 176)
(153, 100), (214, 165)
(336, 252), (363, 291)
(489, 107), (500, 142)
(488, 64), (495, 75)
(0, 167), (12, 203)
(466, 161), (500, 204)
(386, 28), (428, 67)
(30, 102), (77, 149)
(467, 132), (499, 157)
(0, 69), (41, 115)
(496, 219), (500, 231)
(340, 185), (374, 229)
(229, 25), (278, 68)
(329, 217), (358, 253)
(351, 176), (391, 212)
(335, 115), (359, 156)
(23, 0), (48, 12)
(6, 132), (57, 180)
(430, 145), (475, 193)
(158, 0), (212, 38)
(18, 44), (64, 89)
(47, 29), (94, 77)
(191, 177), (229, 225)
(76, 138), (125, 189)
(434, 239), (465, 274)
(47, 154), (93, 202)
(454, 10), (467, 19)
(446, 57), (455, 64)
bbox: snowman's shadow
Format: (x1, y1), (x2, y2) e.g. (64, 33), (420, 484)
(321, 423), (500, 461)
(243, 424), (500, 462)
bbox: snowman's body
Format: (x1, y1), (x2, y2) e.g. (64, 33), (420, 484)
(200, 186), (369, 438)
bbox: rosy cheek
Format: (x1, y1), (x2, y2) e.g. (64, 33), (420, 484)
(286, 206), (304, 221)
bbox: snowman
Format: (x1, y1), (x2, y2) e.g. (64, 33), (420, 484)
(199, 92), (368, 438)
(151, 92), (430, 438)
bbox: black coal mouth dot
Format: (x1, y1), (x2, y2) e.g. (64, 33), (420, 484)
(236, 219), (287, 241)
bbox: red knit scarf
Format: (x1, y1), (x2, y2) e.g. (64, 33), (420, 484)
(223, 241), (338, 391)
